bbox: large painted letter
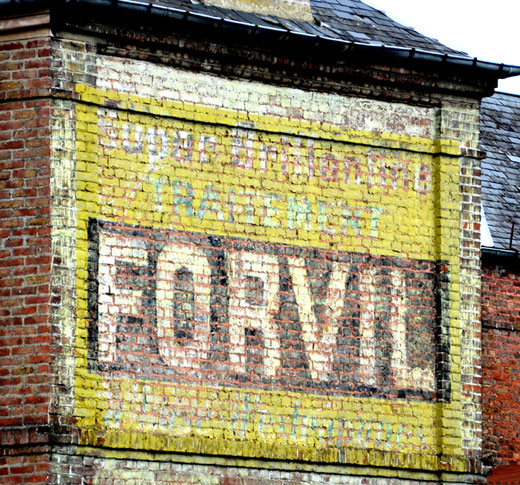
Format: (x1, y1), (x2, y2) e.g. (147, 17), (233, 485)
(289, 259), (348, 381)
(390, 269), (435, 391)
(97, 232), (149, 365)
(228, 250), (281, 376)
(156, 241), (212, 369)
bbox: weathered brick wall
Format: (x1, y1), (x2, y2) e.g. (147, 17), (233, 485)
(0, 36), (52, 484)
(0, 18), (487, 483)
(458, 153), (483, 471)
(438, 101), (484, 472)
(48, 450), (484, 485)
(37, 30), (485, 482)
(482, 262), (520, 467)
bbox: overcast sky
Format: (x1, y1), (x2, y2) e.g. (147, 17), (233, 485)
(363, 0), (520, 96)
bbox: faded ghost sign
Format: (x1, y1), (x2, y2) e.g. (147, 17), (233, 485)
(73, 78), (461, 467)
(89, 219), (444, 400)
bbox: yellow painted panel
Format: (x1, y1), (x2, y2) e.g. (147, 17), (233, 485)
(73, 85), (465, 472)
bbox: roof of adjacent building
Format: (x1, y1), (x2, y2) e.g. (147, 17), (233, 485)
(481, 92), (520, 251)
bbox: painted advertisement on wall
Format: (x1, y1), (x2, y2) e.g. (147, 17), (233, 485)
(74, 61), (464, 472)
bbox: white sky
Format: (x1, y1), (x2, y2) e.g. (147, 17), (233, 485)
(363, 0), (520, 95)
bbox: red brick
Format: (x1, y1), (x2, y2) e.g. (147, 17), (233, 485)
(24, 473), (48, 484)
(0, 476), (22, 484)
(0, 55), (51, 472)
(9, 465), (34, 474)
(11, 70), (37, 80)
(23, 60), (49, 70)
(1, 82), (24, 94)
(25, 79), (50, 90)
(0, 141), (23, 150)
(26, 40), (48, 49)
(0, 161), (22, 171)
(0, 42), (24, 51)
(10, 50), (36, 60)
(483, 265), (520, 466)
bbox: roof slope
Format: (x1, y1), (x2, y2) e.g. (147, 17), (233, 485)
(145, 0), (466, 55)
(310, 0), (465, 54)
(480, 92), (520, 250)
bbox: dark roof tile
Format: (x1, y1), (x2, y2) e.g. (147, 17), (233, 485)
(171, 0), (470, 56)
(480, 92), (520, 250)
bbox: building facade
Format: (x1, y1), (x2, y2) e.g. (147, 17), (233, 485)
(1, 0), (518, 483)
(480, 92), (520, 483)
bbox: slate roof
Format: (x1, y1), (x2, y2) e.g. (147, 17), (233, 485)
(148, 0), (466, 56)
(480, 92), (520, 250)
(309, 0), (465, 54)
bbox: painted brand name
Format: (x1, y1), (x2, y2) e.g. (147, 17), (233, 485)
(88, 219), (448, 401)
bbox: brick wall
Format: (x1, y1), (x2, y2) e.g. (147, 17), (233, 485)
(0, 13), (489, 484)
(0, 37), (52, 484)
(482, 261), (520, 467)
(44, 35), (483, 481)
(48, 450), (481, 484)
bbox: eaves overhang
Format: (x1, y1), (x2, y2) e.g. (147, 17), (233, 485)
(482, 246), (520, 270)
(2, 0), (520, 80)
